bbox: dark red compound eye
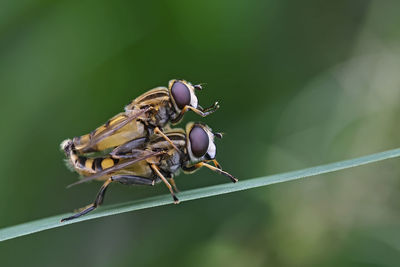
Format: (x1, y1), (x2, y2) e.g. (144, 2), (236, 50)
(189, 126), (209, 158)
(171, 81), (191, 109)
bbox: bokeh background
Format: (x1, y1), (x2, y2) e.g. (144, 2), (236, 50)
(1, 0), (399, 266)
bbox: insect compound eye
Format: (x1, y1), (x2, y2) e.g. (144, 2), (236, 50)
(189, 126), (209, 158)
(171, 81), (191, 109)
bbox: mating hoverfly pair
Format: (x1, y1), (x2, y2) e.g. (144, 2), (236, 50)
(61, 79), (237, 222)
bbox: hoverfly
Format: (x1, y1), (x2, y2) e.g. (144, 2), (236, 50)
(66, 79), (219, 155)
(61, 123), (237, 222)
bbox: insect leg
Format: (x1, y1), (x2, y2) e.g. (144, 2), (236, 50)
(111, 175), (155, 186)
(61, 175), (154, 222)
(185, 105), (219, 117)
(154, 127), (181, 153)
(150, 164), (179, 204)
(110, 137), (148, 158)
(201, 101), (220, 113)
(171, 103), (219, 124)
(183, 162), (238, 183)
(61, 178), (112, 222)
(211, 159), (222, 170)
(62, 204), (96, 222)
(168, 177), (179, 193)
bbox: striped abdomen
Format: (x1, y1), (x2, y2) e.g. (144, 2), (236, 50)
(75, 156), (120, 176)
(62, 139), (120, 177)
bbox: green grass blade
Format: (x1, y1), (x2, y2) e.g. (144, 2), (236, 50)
(1, 148), (400, 242)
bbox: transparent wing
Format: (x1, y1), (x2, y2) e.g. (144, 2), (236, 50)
(67, 150), (164, 188)
(110, 137), (148, 158)
(79, 106), (151, 152)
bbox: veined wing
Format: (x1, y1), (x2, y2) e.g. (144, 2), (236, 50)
(78, 106), (151, 153)
(67, 150), (164, 188)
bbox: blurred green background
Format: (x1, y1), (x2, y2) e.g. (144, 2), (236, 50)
(1, 0), (400, 266)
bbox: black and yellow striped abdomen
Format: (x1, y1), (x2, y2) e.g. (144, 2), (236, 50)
(63, 139), (120, 177)
(76, 156), (120, 175)
(62, 138), (156, 181)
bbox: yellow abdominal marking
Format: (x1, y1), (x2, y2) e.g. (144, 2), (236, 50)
(101, 158), (114, 169)
(85, 158), (94, 170)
